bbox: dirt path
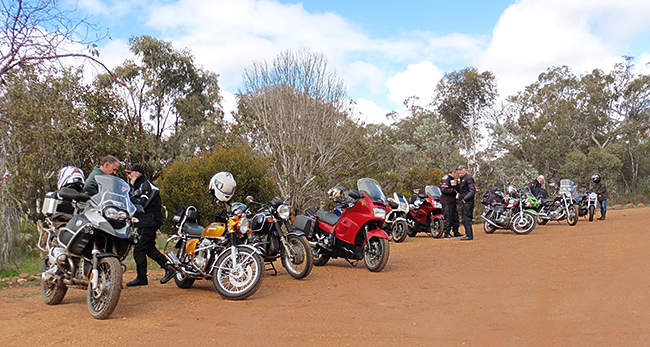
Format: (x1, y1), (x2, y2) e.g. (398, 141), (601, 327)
(1, 208), (649, 346)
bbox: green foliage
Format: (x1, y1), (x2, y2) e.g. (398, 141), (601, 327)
(157, 146), (278, 232)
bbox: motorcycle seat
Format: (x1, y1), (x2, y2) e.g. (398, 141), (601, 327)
(58, 187), (91, 202)
(182, 222), (204, 238)
(316, 209), (339, 226)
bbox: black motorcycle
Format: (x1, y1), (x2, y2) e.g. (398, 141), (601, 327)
(246, 196), (313, 279)
(536, 179), (579, 226)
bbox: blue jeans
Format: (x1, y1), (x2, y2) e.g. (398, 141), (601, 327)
(599, 199), (608, 214)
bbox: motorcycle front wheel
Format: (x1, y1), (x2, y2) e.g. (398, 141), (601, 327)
(391, 220), (408, 243)
(282, 235), (313, 279)
(428, 216), (444, 238)
(588, 206), (595, 222)
(212, 247), (264, 300)
(567, 205), (579, 226)
(364, 237), (389, 272)
(483, 221), (496, 234)
(87, 257), (122, 319)
(511, 212), (536, 235)
(40, 259), (67, 305)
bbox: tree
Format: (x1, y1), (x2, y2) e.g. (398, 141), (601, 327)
(236, 49), (358, 212)
(435, 67), (497, 173)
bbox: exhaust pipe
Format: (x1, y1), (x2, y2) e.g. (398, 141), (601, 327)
(480, 215), (501, 228)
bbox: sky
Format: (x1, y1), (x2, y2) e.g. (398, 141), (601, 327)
(70, 0), (650, 124)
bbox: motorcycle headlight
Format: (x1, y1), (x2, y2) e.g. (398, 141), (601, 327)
(589, 192), (597, 199)
(103, 207), (128, 221)
(239, 217), (250, 234)
(373, 208), (386, 219)
(278, 204), (291, 220)
(433, 201), (442, 209)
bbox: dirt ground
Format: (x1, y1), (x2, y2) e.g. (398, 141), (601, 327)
(1, 207), (649, 346)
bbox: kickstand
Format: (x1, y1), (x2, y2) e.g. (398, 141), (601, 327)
(265, 261), (277, 276)
(345, 259), (359, 267)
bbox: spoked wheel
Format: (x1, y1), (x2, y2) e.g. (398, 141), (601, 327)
(588, 206), (595, 222)
(282, 235), (313, 279)
(511, 212), (536, 235)
(312, 247), (331, 266)
(212, 247), (264, 300)
(483, 221), (496, 234)
(567, 205), (579, 226)
(391, 220), (408, 243)
(40, 259), (67, 305)
(364, 237), (389, 272)
(428, 217), (444, 238)
(87, 257), (122, 319)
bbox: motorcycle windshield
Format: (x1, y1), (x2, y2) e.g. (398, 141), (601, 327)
(91, 175), (137, 216)
(357, 178), (386, 202)
(559, 179), (577, 197)
(425, 185), (442, 198)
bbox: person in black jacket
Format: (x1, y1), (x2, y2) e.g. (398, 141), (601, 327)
(591, 173), (608, 220)
(456, 165), (476, 241)
(440, 168), (462, 238)
(528, 175), (547, 199)
(125, 165), (175, 287)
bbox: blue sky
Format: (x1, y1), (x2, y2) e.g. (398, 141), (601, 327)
(71, 0), (650, 124)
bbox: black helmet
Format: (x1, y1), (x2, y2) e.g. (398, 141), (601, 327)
(591, 173), (601, 183)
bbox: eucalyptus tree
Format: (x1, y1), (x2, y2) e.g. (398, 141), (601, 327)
(236, 49), (358, 212)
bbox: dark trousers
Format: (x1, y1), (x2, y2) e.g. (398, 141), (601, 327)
(442, 203), (460, 236)
(133, 228), (168, 280)
(461, 201), (474, 239)
(599, 199), (608, 214)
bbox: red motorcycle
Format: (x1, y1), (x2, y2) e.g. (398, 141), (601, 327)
(406, 185), (445, 238)
(293, 178), (390, 272)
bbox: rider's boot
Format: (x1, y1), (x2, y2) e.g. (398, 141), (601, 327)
(598, 211), (606, 220)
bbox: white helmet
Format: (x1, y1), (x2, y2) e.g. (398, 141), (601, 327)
(57, 166), (85, 191)
(209, 172), (236, 202)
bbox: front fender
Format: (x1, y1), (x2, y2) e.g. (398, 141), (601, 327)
(234, 244), (264, 256)
(524, 209), (538, 215)
(363, 228), (389, 246)
(286, 230), (306, 238)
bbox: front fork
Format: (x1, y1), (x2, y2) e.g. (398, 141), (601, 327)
(90, 247), (100, 290)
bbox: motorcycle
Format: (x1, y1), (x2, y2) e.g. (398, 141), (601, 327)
(164, 201), (264, 300)
(293, 178), (390, 272)
(383, 193), (409, 243)
(481, 185), (538, 235)
(246, 196), (313, 279)
(578, 190), (599, 222)
(536, 179), (579, 226)
(405, 185), (444, 238)
(37, 175), (138, 319)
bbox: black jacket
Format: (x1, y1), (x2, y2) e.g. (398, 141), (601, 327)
(131, 175), (164, 230)
(593, 181), (608, 200)
(458, 173), (476, 203)
(440, 174), (459, 205)
(528, 179), (546, 198)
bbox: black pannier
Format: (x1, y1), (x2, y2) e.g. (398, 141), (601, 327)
(293, 214), (317, 239)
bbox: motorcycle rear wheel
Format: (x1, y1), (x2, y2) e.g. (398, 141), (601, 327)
(87, 257), (122, 320)
(312, 247), (331, 266)
(282, 235), (313, 279)
(212, 247), (264, 300)
(364, 237), (389, 272)
(428, 217), (444, 238)
(40, 260), (67, 305)
(588, 206), (595, 222)
(174, 272), (196, 289)
(391, 220), (408, 243)
(567, 205), (579, 226)
(511, 212), (536, 235)
(483, 221), (496, 234)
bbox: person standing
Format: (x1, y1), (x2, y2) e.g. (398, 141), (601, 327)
(528, 175), (547, 199)
(440, 168), (462, 238)
(457, 165), (476, 241)
(83, 155), (120, 195)
(125, 165), (175, 287)
(591, 173), (608, 220)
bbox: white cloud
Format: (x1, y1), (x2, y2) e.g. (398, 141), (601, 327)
(478, 0), (650, 98)
(354, 98), (392, 125)
(386, 61), (444, 106)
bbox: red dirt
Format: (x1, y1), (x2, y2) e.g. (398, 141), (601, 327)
(1, 207), (649, 346)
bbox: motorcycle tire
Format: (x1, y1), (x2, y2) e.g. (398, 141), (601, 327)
(212, 247), (264, 300)
(391, 220), (408, 243)
(282, 235), (313, 279)
(364, 237), (389, 272)
(567, 205), (579, 226)
(483, 221), (496, 234)
(537, 215), (548, 225)
(428, 216), (444, 238)
(511, 211), (536, 235)
(312, 247), (331, 266)
(588, 206), (595, 222)
(406, 227), (418, 237)
(40, 259), (68, 305)
(174, 272), (196, 289)
(87, 257), (122, 320)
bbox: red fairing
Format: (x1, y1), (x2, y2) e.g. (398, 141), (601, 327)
(320, 192), (387, 245)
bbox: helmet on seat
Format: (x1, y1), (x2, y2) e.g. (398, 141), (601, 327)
(327, 186), (344, 201)
(209, 172), (236, 202)
(506, 185), (518, 196)
(591, 173), (601, 183)
(57, 166), (85, 191)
